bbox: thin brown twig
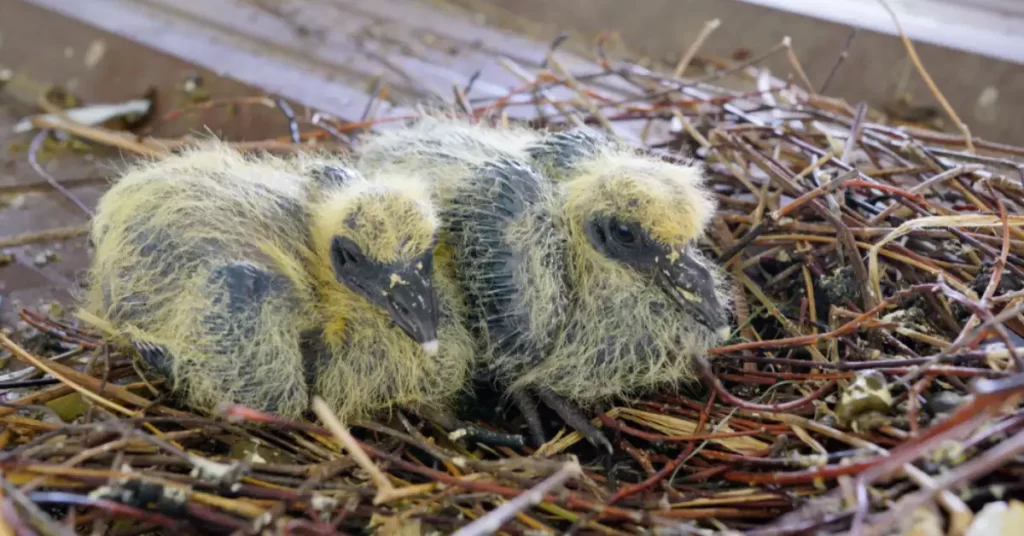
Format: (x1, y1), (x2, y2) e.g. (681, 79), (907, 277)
(782, 37), (815, 94)
(820, 29), (858, 94)
(673, 19), (722, 79)
(310, 397), (395, 505)
(0, 225), (91, 249)
(26, 130), (94, 218)
(874, 0), (974, 152)
(451, 461), (581, 536)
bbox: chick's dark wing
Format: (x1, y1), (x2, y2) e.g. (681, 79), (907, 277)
(447, 157), (552, 367)
(308, 165), (358, 190)
(197, 262), (311, 414)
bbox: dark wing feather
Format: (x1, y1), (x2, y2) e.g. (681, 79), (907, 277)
(198, 262), (306, 414)
(446, 157), (553, 371)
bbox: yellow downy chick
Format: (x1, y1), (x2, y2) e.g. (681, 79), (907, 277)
(83, 142), (473, 420)
(511, 127), (732, 400)
(357, 116), (731, 449)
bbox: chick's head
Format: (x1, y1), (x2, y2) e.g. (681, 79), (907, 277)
(562, 155), (730, 338)
(310, 172), (441, 354)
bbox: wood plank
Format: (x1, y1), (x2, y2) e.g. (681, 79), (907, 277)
(21, 0), (640, 124)
(23, 0), (396, 121)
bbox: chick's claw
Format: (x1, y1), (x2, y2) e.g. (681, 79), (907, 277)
(537, 387), (613, 454)
(132, 339), (174, 380)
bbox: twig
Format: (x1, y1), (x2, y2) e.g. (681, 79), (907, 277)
(499, 58), (586, 128)
(0, 224), (90, 249)
(545, 53), (620, 140)
(310, 397), (395, 504)
(274, 96), (302, 144)
(673, 19), (721, 79)
(0, 334), (135, 417)
(861, 412), (1024, 535)
(782, 37), (815, 94)
(820, 29), (858, 93)
(875, 0), (974, 152)
(31, 116), (166, 157)
(697, 355), (837, 412)
(694, 38), (790, 84)
(27, 130), (94, 218)
(451, 461), (581, 536)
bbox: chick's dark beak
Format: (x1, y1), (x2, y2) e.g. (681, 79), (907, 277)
(384, 255), (440, 355)
(655, 249), (730, 338)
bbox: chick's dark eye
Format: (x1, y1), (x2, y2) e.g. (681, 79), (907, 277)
(331, 236), (364, 269)
(613, 224), (635, 244)
(606, 219), (640, 248)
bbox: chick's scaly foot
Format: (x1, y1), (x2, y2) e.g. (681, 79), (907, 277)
(132, 339), (174, 381)
(512, 389), (546, 449)
(537, 388), (614, 454)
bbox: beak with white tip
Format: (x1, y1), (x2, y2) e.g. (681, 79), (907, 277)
(420, 340), (440, 356)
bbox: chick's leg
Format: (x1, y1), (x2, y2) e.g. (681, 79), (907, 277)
(512, 389), (546, 448)
(537, 388), (613, 454)
(191, 262), (310, 418)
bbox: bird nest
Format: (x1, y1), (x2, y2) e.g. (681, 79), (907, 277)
(2, 21), (1024, 536)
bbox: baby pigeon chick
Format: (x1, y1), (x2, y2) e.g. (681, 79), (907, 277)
(83, 143), (473, 421)
(357, 117), (731, 450)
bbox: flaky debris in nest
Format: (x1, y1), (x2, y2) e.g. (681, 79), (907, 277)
(2, 19), (1024, 536)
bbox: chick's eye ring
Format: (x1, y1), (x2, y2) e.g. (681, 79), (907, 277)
(332, 237), (363, 268)
(339, 248), (360, 266)
(607, 219), (640, 248)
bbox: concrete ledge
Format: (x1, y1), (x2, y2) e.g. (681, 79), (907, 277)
(463, 0), (1024, 144)
(741, 0), (1024, 65)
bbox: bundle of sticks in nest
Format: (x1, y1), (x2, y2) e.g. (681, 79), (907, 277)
(1, 19), (1023, 536)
